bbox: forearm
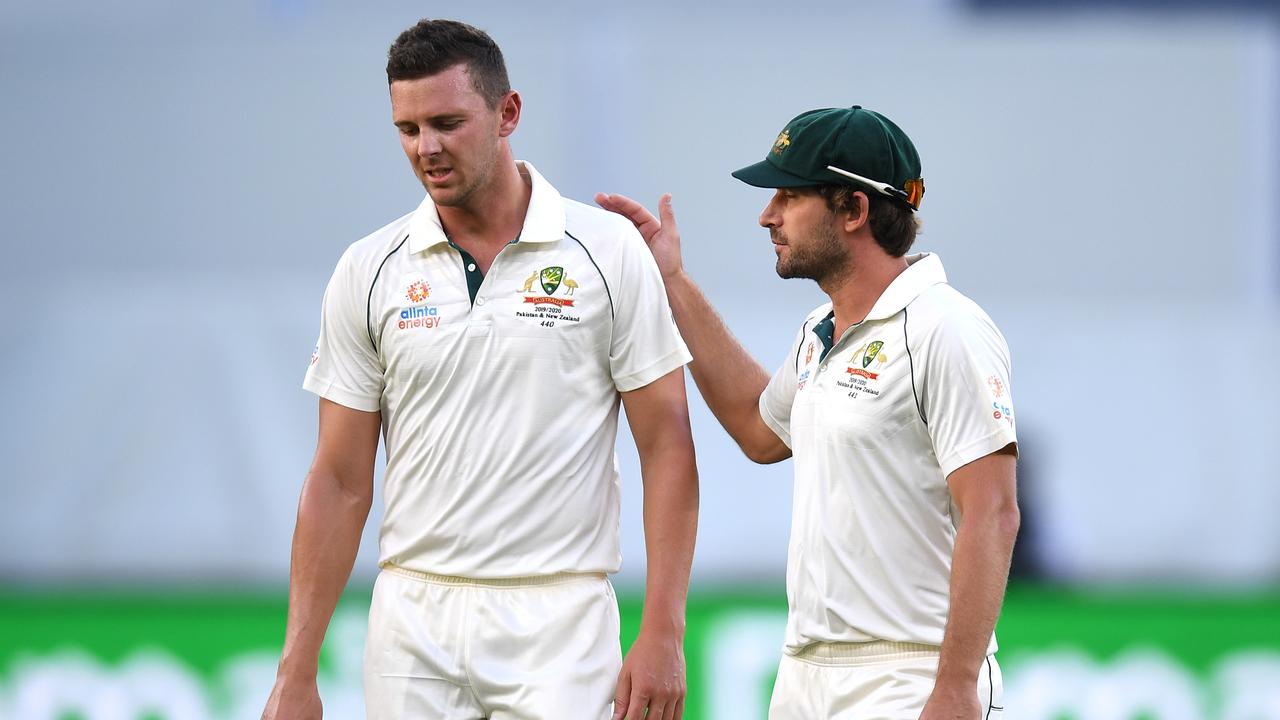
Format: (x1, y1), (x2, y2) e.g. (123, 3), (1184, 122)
(935, 507), (1019, 689)
(664, 270), (771, 445)
(637, 436), (699, 639)
(277, 470), (373, 677)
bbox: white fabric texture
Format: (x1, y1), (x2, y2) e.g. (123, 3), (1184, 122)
(364, 569), (621, 719)
(303, 162), (690, 578)
(759, 253), (1016, 653)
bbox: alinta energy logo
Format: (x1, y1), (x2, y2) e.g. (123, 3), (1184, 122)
(399, 279), (441, 330)
(405, 280), (430, 303)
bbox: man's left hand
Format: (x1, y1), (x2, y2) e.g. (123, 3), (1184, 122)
(918, 682), (981, 720)
(613, 631), (686, 720)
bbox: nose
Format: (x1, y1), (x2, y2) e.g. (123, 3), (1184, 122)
(417, 131), (442, 158)
(759, 193), (781, 229)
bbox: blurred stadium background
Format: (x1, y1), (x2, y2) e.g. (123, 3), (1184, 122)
(2, 1), (1279, 718)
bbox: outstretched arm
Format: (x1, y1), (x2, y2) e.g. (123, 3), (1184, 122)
(263, 398), (381, 720)
(596, 193), (789, 464)
(614, 369), (699, 720)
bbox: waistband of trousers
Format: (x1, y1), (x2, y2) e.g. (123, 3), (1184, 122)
(381, 563), (606, 588)
(788, 640), (941, 666)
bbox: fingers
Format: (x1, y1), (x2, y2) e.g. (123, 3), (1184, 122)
(612, 670), (631, 720)
(657, 193), (679, 233)
(595, 192), (659, 226)
(624, 686), (651, 720)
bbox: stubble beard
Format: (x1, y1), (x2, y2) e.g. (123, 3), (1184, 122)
(774, 220), (850, 285)
(420, 137), (502, 209)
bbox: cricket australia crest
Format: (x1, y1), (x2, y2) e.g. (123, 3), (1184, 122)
(515, 264), (584, 328)
(539, 266), (564, 295)
(862, 340), (885, 368)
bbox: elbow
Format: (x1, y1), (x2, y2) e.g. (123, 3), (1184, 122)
(740, 441), (790, 465)
(304, 466), (375, 510)
(998, 504), (1021, 543)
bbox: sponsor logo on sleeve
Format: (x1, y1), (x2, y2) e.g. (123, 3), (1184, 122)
(992, 401), (1014, 425)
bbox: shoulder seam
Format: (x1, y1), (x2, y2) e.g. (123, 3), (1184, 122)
(904, 307), (927, 426)
(793, 318), (815, 370)
(367, 234), (410, 353)
(564, 230), (614, 319)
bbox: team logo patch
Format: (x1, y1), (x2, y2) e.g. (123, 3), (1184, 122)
(540, 266), (563, 295)
(839, 341), (889, 399)
(772, 129), (791, 156)
(518, 266), (579, 307)
(988, 375), (1006, 398)
(862, 340), (885, 368)
(846, 340), (888, 380)
(406, 280), (430, 303)
(805, 341), (815, 365)
(516, 264), (584, 327)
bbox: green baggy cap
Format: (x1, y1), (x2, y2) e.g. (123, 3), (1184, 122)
(732, 106), (925, 210)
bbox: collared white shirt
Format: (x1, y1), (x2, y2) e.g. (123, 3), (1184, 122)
(760, 253), (1016, 653)
(304, 162), (690, 578)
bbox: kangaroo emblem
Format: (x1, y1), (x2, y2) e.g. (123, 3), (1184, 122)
(520, 271), (538, 293)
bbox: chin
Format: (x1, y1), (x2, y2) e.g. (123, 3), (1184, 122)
(424, 185), (462, 207)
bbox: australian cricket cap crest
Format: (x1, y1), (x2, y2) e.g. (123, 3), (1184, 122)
(732, 106), (925, 211)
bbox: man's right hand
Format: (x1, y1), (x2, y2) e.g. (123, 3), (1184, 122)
(595, 193), (683, 279)
(262, 675), (322, 720)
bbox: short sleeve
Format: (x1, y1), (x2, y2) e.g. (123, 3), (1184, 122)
(609, 227), (692, 392)
(919, 310), (1017, 477)
(758, 325), (806, 449)
(302, 249), (385, 411)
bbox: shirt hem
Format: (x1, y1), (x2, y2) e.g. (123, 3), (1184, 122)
(613, 346), (692, 392)
(938, 429), (1018, 478)
(301, 374), (381, 412)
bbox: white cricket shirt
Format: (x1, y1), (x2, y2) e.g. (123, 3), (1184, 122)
(303, 162), (690, 578)
(759, 253), (1016, 654)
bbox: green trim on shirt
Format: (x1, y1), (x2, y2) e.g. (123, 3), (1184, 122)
(812, 311), (836, 362)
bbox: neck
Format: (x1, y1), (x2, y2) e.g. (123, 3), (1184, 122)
(820, 250), (909, 336)
(437, 154), (531, 250)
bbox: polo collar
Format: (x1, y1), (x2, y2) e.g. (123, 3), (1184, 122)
(406, 161), (566, 254)
(862, 252), (948, 322)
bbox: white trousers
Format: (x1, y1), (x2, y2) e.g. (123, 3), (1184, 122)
(768, 641), (1004, 719)
(364, 566), (622, 720)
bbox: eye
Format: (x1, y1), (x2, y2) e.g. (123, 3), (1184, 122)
(397, 125), (418, 137)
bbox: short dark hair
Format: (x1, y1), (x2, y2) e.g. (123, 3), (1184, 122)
(386, 19), (511, 107)
(817, 185), (920, 257)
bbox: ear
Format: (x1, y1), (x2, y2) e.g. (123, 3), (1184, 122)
(497, 90), (521, 138)
(842, 190), (871, 234)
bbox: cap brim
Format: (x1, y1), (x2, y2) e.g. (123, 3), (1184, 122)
(731, 159), (819, 188)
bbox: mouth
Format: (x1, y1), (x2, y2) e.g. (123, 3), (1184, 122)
(423, 167), (453, 184)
